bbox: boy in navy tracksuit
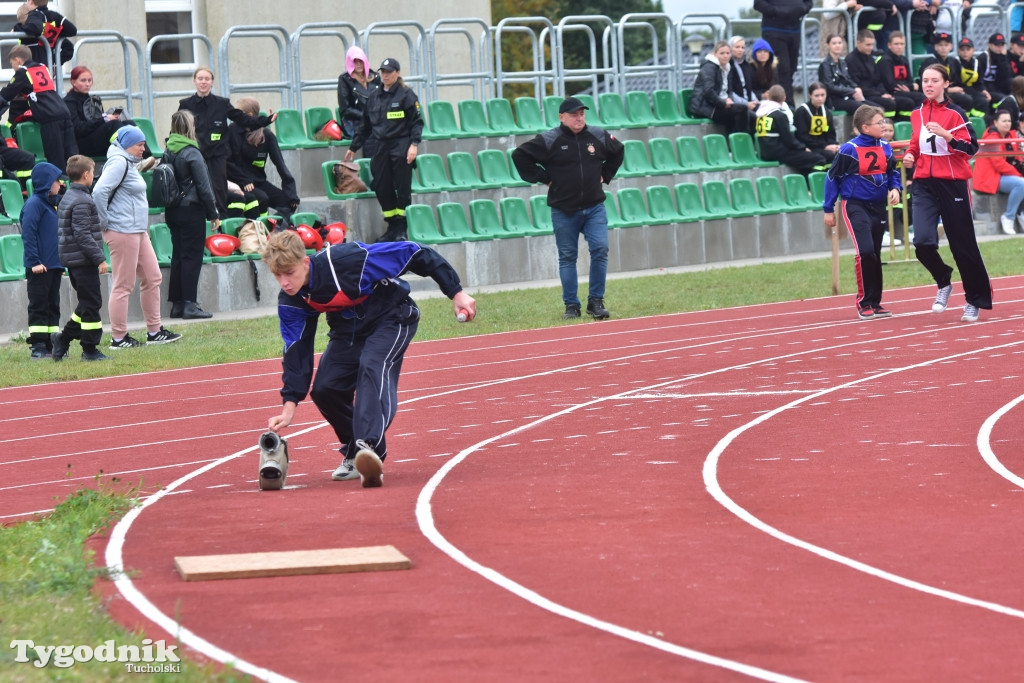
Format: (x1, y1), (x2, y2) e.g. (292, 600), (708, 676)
(823, 104), (903, 320)
(262, 230), (476, 488)
(21, 161), (65, 358)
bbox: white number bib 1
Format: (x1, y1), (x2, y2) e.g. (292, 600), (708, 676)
(919, 128), (951, 156)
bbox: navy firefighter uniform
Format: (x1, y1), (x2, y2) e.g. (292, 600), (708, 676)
(823, 132), (902, 315)
(276, 240), (464, 466)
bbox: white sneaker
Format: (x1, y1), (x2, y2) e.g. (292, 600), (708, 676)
(881, 231), (902, 247)
(932, 284), (953, 313)
(961, 303), (980, 322)
(354, 439), (383, 488)
(1000, 214), (1016, 235)
(331, 457), (359, 481)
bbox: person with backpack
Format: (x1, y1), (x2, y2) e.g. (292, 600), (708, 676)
(164, 109), (219, 320)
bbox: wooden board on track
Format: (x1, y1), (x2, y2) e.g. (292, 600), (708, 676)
(174, 545), (411, 581)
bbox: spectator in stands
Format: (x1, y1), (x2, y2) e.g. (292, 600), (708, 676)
(907, 0), (941, 63)
(165, 110), (219, 320)
(795, 82), (841, 164)
(18, 0), (75, 70)
(1009, 34), (1024, 78)
(728, 36), (758, 111)
(227, 97), (299, 225)
(63, 66), (153, 165)
(755, 85), (828, 175)
(878, 31), (926, 119)
(935, 0), (971, 35)
(822, 104), (902, 319)
(956, 38), (992, 118)
(0, 45), (76, 171)
(178, 66), (277, 219)
(748, 39), (779, 101)
(819, 33), (872, 115)
(753, 0), (812, 106)
(337, 45), (381, 157)
(847, 30), (899, 119)
(903, 63), (991, 322)
(93, 126), (182, 348)
(981, 32), (1012, 103)
(511, 96), (624, 321)
(995, 76), (1024, 128)
(688, 41), (752, 135)
(819, 0), (859, 57)
(974, 108), (1024, 234)
(345, 58), (422, 243)
(919, 33), (979, 116)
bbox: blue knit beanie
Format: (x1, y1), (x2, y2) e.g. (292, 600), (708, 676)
(116, 126), (146, 149)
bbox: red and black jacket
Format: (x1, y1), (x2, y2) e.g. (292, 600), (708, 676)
(906, 97), (977, 181)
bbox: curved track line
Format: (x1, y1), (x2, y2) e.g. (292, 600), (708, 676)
(978, 393), (1024, 489)
(703, 340), (1024, 620)
(108, 313), (1024, 681)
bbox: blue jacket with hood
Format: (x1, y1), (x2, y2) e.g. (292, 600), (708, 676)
(20, 162), (64, 271)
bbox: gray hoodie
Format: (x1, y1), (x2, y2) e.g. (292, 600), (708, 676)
(93, 143), (149, 234)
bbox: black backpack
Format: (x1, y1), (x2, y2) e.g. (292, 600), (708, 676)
(150, 149), (188, 208)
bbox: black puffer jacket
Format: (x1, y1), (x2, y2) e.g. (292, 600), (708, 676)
(57, 182), (105, 269)
(689, 54), (730, 119)
(818, 56), (859, 101)
(166, 142), (219, 220)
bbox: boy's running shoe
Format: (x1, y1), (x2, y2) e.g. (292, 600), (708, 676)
(82, 349), (110, 361)
(857, 306), (875, 320)
(110, 335), (143, 349)
(354, 440), (384, 488)
(872, 306), (892, 318)
(146, 327), (182, 344)
(961, 303), (980, 323)
(331, 457), (359, 481)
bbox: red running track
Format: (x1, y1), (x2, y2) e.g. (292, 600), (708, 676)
(4, 279), (1024, 682)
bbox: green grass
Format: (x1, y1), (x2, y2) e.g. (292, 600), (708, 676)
(1, 238), (1022, 680)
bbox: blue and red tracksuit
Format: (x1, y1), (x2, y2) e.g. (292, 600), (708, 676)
(906, 96), (992, 310)
(823, 133), (902, 312)
(277, 240), (463, 459)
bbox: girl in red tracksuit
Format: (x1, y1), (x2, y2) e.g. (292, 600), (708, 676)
(903, 63), (993, 323)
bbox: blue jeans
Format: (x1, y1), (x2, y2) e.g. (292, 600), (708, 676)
(998, 174), (1024, 219)
(551, 204), (609, 307)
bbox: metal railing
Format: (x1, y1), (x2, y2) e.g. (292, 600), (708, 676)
(290, 22), (360, 112)
(69, 31), (145, 118)
(217, 25), (293, 109)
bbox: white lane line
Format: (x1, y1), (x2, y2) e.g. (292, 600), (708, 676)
(977, 394), (1024, 489)
(703, 340), (1024, 621)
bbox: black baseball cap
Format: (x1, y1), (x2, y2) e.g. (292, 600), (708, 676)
(989, 32), (1006, 45)
(558, 96), (588, 114)
(934, 32), (953, 44)
(378, 58), (400, 72)
(1013, 35), (1024, 47)
(958, 37), (974, 49)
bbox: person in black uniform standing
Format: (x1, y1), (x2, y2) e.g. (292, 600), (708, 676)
(344, 58), (422, 243)
(0, 44), (76, 170)
(178, 66), (276, 219)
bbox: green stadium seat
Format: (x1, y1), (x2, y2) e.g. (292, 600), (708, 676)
(703, 134), (742, 170)
(674, 182), (717, 221)
(499, 196), (546, 235)
(148, 223), (173, 267)
(506, 148), (530, 184)
(133, 117), (163, 158)
(274, 109), (325, 149)
(142, 170), (163, 214)
(478, 149), (528, 187)
(512, 97), (548, 133)
(576, 94), (599, 120)
(447, 151), (494, 189)
(0, 179), (25, 224)
(529, 194), (553, 232)
(321, 160), (373, 199)
(469, 199), (516, 239)
(291, 211), (320, 226)
(646, 184), (685, 223)
(617, 187), (656, 226)
(808, 171), (828, 206)
(702, 180), (738, 218)
(728, 178), (759, 217)
(13, 122), (45, 161)
(782, 174), (821, 211)
(437, 202), (488, 241)
(604, 190), (626, 228)
(0, 233), (25, 281)
(894, 121), (912, 141)
(486, 98), (533, 135)
(625, 91), (659, 127)
(756, 176), (801, 213)
(413, 153), (455, 192)
(428, 101), (473, 139)
(458, 99), (502, 136)
(970, 116), (985, 138)
(619, 139), (658, 178)
(679, 88), (711, 123)
(407, 204), (459, 244)
(596, 92), (638, 129)
(543, 95), (563, 127)
(676, 136), (722, 172)
(648, 137), (686, 174)
(729, 132), (779, 168)
(304, 106), (346, 146)
(651, 89), (685, 124)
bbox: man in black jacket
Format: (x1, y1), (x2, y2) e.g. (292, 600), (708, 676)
(512, 97), (624, 320)
(753, 0), (812, 106)
(846, 30), (899, 118)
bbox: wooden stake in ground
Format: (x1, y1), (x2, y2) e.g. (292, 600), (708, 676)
(174, 545), (411, 581)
